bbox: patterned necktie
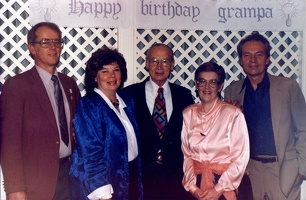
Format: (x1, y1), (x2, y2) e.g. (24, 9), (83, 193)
(152, 88), (167, 140)
(51, 75), (69, 146)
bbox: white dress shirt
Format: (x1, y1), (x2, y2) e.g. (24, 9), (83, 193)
(88, 88), (138, 200)
(36, 66), (71, 158)
(145, 78), (173, 120)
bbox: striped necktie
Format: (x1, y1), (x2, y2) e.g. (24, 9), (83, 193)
(51, 75), (69, 146)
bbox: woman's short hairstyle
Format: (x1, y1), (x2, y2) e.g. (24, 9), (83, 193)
(195, 62), (225, 99)
(195, 61), (225, 84)
(84, 47), (127, 93)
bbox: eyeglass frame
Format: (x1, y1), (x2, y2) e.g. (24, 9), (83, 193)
(195, 78), (221, 88)
(148, 58), (173, 67)
(31, 38), (64, 48)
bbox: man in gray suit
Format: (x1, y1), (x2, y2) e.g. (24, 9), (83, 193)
(224, 33), (306, 200)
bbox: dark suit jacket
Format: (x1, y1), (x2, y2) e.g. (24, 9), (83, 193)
(224, 73), (306, 197)
(0, 67), (81, 199)
(121, 78), (194, 199)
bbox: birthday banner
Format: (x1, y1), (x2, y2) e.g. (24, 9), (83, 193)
(29, 0), (305, 31)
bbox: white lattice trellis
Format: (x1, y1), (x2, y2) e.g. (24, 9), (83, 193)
(0, 0), (304, 199)
(1, 1), (118, 96)
(135, 30), (301, 99)
(0, 1), (302, 97)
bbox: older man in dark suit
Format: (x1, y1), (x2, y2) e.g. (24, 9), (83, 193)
(122, 43), (194, 199)
(0, 22), (80, 200)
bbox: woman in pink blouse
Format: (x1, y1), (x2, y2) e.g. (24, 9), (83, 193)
(181, 62), (251, 200)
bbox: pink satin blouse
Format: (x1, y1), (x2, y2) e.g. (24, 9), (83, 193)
(181, 98), (250, 194)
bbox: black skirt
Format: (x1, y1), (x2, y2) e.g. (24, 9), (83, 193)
(128, 158), (139, 199)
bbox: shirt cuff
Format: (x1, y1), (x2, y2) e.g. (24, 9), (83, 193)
(214, 183), (224, 195)
(188, 184), (199, 194)
(87, 184), (114, 200)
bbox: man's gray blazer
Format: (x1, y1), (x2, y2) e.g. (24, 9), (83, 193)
(224, 73), (306, 197)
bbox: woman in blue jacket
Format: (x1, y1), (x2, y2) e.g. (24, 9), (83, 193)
(70, 47), (143, 200)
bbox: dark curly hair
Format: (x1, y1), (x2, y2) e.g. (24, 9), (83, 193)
(84, 47), (127, 93)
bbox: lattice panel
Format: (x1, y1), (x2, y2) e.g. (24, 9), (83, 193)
(1, 0), (118, 96)
(0, 0), (304, 199)
(0, 0), (302, 99)
(136, 30), (301, 99)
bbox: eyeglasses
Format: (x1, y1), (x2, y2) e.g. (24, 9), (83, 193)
(148, 58), (172, 67)
(195, 79), (220, 88)
(32, 38), (64, 48)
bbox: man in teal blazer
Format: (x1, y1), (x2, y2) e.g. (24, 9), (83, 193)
(224, 33), (306, 200)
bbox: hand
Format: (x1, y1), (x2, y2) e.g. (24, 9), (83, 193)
(298, 174), (305, 180)
(7, 191), (27, 200)
(192, 188), (205, 199)
(202, 188), (221, 200)
(245, 168), (251, 175)
(226, 99), (243, 111)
